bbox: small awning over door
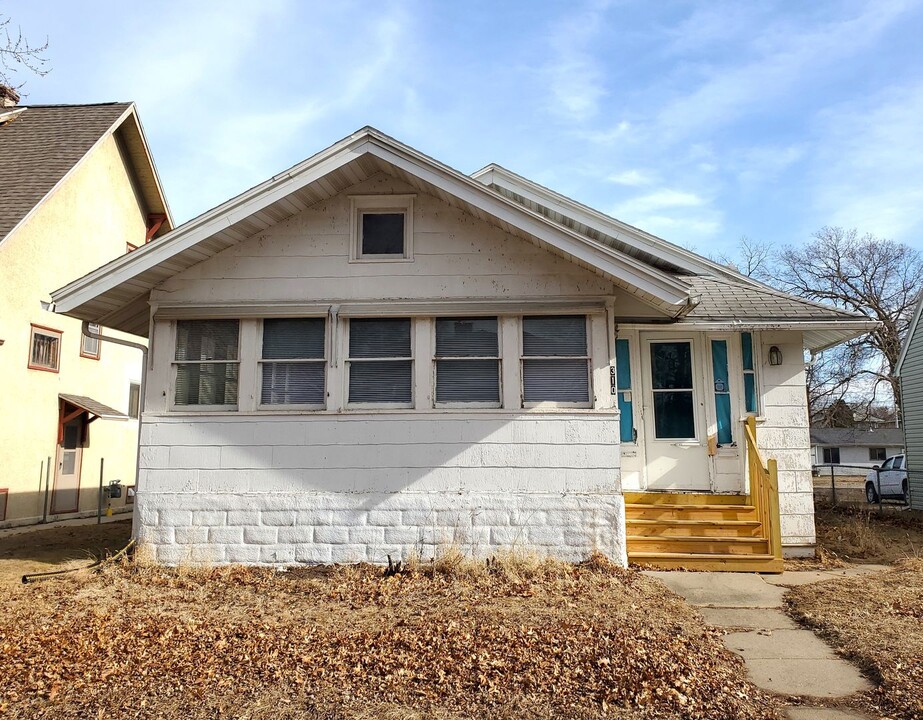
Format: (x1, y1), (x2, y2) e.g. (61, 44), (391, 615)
(59, 394), (128, 421)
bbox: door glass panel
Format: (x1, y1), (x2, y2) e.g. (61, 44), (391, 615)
(650, 342), (696, 439)
(62, 451), (76, 475)
(63, 423), (79, 450)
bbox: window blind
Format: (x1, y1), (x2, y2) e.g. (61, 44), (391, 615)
(261, 318), (325, 405)
(521, 316), (589, 403)
(348, 318), (412, 403)
(174, 320), (239, 406)
(435, 317), (499, 403)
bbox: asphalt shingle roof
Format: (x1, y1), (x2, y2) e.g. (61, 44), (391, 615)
(683, 275), (866, 322)
(0, 103), (130, 241)
(810, 427), (905, 448)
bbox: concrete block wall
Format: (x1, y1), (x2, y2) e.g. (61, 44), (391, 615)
(136, 491), (627, 565)
(135, 412), (625, 565)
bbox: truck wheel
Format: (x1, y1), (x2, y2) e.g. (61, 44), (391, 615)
(866, 483), (879, 504)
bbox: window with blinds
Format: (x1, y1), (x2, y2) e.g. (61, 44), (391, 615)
(81, 323), (100, 359)
(173, 320), (240, 407)
(348, 318), (412, 404)
(260, 318), (326, 406)
(435, 317), (500, 404)
(521, 316), (590, 403)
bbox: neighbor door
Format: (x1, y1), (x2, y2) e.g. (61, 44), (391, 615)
(51, 415), (85, 514)
(640, 335), (711, 491)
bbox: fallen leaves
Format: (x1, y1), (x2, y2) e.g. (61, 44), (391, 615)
(0, 556), (780, 719)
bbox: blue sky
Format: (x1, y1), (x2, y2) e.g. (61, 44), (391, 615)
(6, 0), (923, 256)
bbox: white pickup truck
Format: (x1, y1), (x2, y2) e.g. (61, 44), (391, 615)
(865, 454), (909, 503)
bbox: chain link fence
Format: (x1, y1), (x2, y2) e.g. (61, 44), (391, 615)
(812, 463), (911, 509)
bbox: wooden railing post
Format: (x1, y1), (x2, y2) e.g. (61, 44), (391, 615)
(743, 416), (782, 562)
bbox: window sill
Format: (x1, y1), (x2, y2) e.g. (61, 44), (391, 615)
(348, 256), (414, 264)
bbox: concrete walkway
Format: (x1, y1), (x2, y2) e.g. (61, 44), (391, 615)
(645, 567), (889, 719)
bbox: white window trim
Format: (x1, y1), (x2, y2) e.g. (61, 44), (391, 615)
(432, 316), (503, 409)
(345, 317), (415, 409)
(169, 320), (241, 411)
(741, 330), (762, 417)
(257, 317), (328, 411)
(348, 195), (415, 263)
(520, 315), (593, 409)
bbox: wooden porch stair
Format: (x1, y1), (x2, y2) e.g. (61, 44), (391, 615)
(625, 419), (785, 573)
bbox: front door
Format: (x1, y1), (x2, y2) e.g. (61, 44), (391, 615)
(51, 414), (85, 514)
(640, 335), (711, 491)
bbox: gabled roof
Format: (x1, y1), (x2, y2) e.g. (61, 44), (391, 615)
(50, 125), (876, 350)
(895, 291), (923, 376)
(51, 127), (695, 335)
(0, 102), (172, 245)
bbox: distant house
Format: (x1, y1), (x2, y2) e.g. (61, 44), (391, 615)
(896, 296), (923, 510)
(809, 427), (905, 470)
(51, 127), (875, 569)
(0, 87), (172, 526)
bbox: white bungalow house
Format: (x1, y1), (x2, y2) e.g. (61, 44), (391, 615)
(49, 128), (875, 570)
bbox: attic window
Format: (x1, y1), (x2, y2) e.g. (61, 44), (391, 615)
(350, 195), (414, 262)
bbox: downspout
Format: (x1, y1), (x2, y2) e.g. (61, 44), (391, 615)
(82, 320), (147, 539)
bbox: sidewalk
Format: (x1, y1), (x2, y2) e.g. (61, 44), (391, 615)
(645, 567), (889, 720)
(0, 512), (131, 538)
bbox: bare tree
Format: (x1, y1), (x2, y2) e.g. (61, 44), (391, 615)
(0, 14), (49, 90)
(715, 236), (775, 281)
(774, 227), (922, 412)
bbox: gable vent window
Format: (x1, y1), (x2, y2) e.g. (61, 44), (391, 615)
(435, 317), (500, 405)
(173, 320), (240, 408)
(348, 318), (412, 405)
(521, 315), (590, 404)
(28, 325), (62, 372)
(260, 318), (326, 407)
(81, 323), (101, 360)
(350, 195), (414, 261)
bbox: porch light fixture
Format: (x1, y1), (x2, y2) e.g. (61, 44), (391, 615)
(768, 346), (783, 366)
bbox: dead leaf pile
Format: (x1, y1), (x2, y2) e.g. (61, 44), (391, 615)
(0, 555), (779, 719)
(786, 558), (923, 720)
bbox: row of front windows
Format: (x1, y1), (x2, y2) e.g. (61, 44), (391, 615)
(172, 315), (592, 409)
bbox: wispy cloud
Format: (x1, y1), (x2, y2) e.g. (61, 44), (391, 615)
(542, 0), (612, 123)
(606, 169), (655, 187)
(810, 82), (923, 239)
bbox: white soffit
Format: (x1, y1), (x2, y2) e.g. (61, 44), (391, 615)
(51, 128), (693, 335)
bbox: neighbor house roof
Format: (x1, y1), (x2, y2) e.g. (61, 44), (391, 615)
(0, 102), (172, 245)
(49, 126), (877, 350)
(809, 427), (905, 448)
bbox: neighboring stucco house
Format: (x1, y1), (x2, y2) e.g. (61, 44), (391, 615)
(0, 88), (172, 526)
(896, 296), (923, 510)
(810, 427), (904, 470)
(51, 127), (874, 569)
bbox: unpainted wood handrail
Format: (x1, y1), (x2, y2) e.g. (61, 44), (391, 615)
(743, 417), (782, 560)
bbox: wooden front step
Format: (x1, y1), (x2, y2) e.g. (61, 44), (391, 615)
(626, 535), (770, 555)
(630, 552), (784, 573)
(624, 491), (782, 573)
(626, 504), (757, 522)
(626, 519), (763, 538)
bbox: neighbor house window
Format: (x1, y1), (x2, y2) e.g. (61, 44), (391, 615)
(435, 317), (500, 404)
(260, 318), (326, 407)
(28, 325), (62, 372)
(128, 382), (141, 419)
(521, 315), (590, 404)
(350, 195), (414, 261)
(173, 320), (240, 407)
(822, 447), (840, 464)
(741, 332), (758, 414)
(347, 318), (412, 405)
(869, 447), (887, 462)
(615, 339), (634, 442)
(80, 323), (101, 360)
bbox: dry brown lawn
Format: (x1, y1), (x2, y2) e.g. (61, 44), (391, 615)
(0, 539), (780, 720)
(786, 559), (923, 720)
(803, 503), (923, 566)
(0, 518), (131, 584)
